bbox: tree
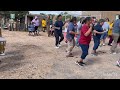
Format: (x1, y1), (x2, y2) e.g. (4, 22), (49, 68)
(0, 11), (29, 20)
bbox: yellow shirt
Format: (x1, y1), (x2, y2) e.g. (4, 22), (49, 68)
(108, 23), (113, 36)
(42, 20), (46, 27)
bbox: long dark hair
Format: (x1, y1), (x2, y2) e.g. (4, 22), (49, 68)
(82, 17), (91, 24)
(70, 17), (77, 22)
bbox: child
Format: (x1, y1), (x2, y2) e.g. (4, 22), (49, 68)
(28, 22), (35, 36)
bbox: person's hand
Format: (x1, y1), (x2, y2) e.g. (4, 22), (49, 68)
(90, 24), (93, 27)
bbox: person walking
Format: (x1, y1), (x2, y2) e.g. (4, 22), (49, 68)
(108, 21), (114, 46)
(91, 19), (105, 56)
(32, 16), (40, 36)
(66, 17), (77, 57)
(54, 15), (64, 48)
(42, 18), (47, 32)
(75, 17), (93, 66)
(110, 16), (120, 54)
(76, 17), (85, 47)
(100, 18), (110, 46)
(63, 19), (69, 44)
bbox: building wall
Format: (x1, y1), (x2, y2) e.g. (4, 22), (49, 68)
(81, 11), (102, 20)
(101, 11), (120, 22)
(82, 11), (120, 22)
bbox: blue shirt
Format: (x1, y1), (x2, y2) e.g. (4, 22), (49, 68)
(54, 20), (64, 33)
(94, 23), (103, 39)
(102, 22), (110, 32)
(66, 22), (76, 40)
(113, 19), (120, 33)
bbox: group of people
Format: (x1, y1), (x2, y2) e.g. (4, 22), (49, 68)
(28, 16), (54, 36)
(53, 14), (120, 67)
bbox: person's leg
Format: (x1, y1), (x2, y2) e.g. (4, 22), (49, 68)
(64, 32), (67, 43)
(80, 44), (89, 62)
(108, 35), (113, 45)
(59, 33), (64, 44)
(103, 32), (107, 45)
(92, 37), (100, 55)
(100, 33), (104, 46)
(110, 33), (120, 53)
(66, 39), (74, 57)
(54, 32), (59, 47)
(92, 36), (97, 54)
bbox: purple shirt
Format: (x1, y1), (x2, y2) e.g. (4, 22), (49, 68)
(32, 19), (40, 26)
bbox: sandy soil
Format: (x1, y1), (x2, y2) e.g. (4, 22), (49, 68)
(0, 29), (120, 79)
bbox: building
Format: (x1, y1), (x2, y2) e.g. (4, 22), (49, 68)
(81, 11), (120, 22)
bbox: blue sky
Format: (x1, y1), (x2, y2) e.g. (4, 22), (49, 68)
(29, 11), (82, 16)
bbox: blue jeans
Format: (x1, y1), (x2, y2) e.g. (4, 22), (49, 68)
(80, 44), (89, 59)
(93, 36), (100, 50)
(76, 35), (80, 46)
(100, 32), (108, 40)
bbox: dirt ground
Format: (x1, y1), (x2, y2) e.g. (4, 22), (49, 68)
(0, 30), (120, 79)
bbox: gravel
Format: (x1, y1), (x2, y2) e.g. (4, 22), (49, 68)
(0, 30), (120, 79)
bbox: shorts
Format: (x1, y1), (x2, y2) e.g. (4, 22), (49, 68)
(68, 39), (75, 47)
(100, 32), (108, 40)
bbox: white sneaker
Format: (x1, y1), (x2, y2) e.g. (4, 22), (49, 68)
(112, 52), (117, 55)
(103, 43), (105, 46)
(58, 44), (61, 47)
(117, 61), (120, 66)
(55, 46), (59, 49)
(0, 53), (5, 56)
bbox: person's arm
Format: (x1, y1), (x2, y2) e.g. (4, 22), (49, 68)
(83, 24), (93, 36)
(68, 23), (77, 35)
(93, 30), (104, 34)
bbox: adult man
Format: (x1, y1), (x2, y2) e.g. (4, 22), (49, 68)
(54, 14), (64, 48)
(91, 19), (105, 56)
(110, 16), (120, 54)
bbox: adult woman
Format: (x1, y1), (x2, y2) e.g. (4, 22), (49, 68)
(66, 17), (77, 57)
(108, 21), (114, 46)
(75, 17), (92, 66)
(32, 16), (40, 36)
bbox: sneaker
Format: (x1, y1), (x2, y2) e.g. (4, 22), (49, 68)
(55, 46), (59, 49)
(66, 54), (74, 57)
(91, 53), (97, 56)
(117, 60), (120, 67)
(112, 52), (117, 55)
(103, 43), (106, 46)
(75, 61), (85, 66)
(0, 53), (5, 56)
(58, 44), (61, 47)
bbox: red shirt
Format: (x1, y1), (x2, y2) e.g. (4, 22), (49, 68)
(79, 24), (92, 45)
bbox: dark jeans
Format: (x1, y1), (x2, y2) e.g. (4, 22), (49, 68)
(80, 44), (89, 59)
(54, 32), (64, 46)
(108, 35), (113, 45)
(93, 36), (100, 50)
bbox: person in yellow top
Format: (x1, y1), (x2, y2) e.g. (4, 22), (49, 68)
(42, 18), (47, 32)
(108, 21), (114, 46)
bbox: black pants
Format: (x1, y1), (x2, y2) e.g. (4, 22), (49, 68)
(54, 32), (64, 46)
(34, 26), (38, 32)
